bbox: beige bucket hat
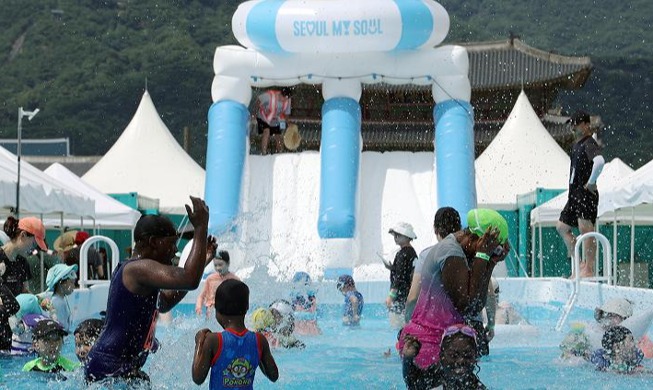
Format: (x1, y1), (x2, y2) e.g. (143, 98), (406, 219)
(283, 123), (302, 151)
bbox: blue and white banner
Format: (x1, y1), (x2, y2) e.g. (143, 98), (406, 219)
(233, 0), (449, 54)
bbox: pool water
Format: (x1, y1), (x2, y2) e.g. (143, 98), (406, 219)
(2, 303), (652, 389)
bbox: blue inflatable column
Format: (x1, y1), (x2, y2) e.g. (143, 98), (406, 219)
(317, 98), (361, 239)
(434, 100), (477, 224)
(205, 100), (249, 235)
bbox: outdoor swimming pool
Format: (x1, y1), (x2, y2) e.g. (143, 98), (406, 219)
(2, 298), (652, 389)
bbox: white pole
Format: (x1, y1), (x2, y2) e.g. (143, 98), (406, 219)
(531, 223), (536, 277)
(613, 214), (617, 286)
(39, 214), (44, 292)
(595, 220), (601, 277)
(539, 224), (543, 277)
(16, 108), (23, 217)
(630, 207), (635, 287)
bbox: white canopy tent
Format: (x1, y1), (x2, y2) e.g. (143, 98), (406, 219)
(0, 173), (49, 216)
(598, 158), (653, 286)
(0, 146), (94, 217)
(530, 158), (635, 227)
(83, 91), (205, 214)
(475, 91), (570, 209)
(43, 163), (141, 229)
(598, 158), (653, 223)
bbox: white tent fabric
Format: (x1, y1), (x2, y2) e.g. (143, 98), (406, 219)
(43, 163), (141, 229)
(530, 158), (635, 226)
(0, 177), (50, 215)
(598, 158), (653, 223)
(475, 91), (570, 209)
(0, 146), (94, 217)
(82, 91), (205, 214)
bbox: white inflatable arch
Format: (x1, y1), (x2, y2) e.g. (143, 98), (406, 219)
(205, 0), (476, 275)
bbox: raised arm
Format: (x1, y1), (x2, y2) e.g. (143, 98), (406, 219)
(160, 236), (217, 313)
(442, 229), (502, 318)
(124, 197), (209, 303)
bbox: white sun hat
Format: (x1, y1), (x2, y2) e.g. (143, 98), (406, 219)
(597, 298), (633, 319)
(389, 222), (417, 240)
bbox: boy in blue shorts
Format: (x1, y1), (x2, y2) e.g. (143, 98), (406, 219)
(193, 279), (279, 389)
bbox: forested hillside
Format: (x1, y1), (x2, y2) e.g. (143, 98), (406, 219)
(1, 0), (652, 168)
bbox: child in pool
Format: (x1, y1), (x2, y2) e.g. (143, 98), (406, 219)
(9, 294), (49, 355)
(560, 297), (636, 359)
(290, 272), (320, 335)
(290, 272), (317, 312)
(336, 275), (363, 326)
(196, 250), (240, 318)
(39, 264), (77, 332)
(74, 318), (104, 363)
(268, 300), (305, 349)
(590, 325), (644, 373)
(560, 322), (592, 360)
(192, 280), (278, 389)
(22, 319), (78, 373)
(251, 308), (275, 338)
(402, 324), (486, 390)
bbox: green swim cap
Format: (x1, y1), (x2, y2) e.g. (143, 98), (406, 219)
(467, 209), (509, 244)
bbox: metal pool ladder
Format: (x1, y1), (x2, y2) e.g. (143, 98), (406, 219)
(79, 235), (120, 289)
(555, 232), (612, 331)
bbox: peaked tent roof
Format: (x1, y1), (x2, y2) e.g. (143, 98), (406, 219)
(82, 91), (205, 214)
(0, 146), (94, 217)
(44, 163), (141, 229)
(530, 158), (635, 226)
(598, 158), (653, 223)
(475, 90), (570, 208)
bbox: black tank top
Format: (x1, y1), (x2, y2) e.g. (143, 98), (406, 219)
(89, 260), (158, 362)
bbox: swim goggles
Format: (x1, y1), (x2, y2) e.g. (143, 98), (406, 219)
(443, 324), (478, 345)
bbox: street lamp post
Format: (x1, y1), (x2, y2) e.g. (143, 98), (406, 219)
(16, 107), (40, 217)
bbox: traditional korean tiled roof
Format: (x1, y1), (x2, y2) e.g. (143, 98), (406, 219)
(462, 38), (592, 90)
(361, 38), (592, 92)
(252, 38), (592, 154)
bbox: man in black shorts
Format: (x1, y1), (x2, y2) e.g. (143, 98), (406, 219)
(557, 110), (605, 278)
(255, 88), (292, 155)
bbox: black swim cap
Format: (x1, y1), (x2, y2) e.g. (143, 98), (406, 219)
(134, 215), (177, 243)
(215, 279), (249, 316)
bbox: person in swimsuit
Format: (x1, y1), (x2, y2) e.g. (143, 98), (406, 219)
(192, 279), (278, 389)
(196, 250), (240, 318)
(337, 275), (363, 326)
(402, 323), (487, 389)
(84, 196), (210, 384)
(398, 209), (509, 389)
